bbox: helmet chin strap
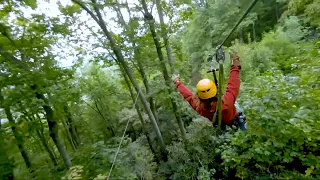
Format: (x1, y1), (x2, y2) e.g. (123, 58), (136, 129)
(199, 96), (217, 102)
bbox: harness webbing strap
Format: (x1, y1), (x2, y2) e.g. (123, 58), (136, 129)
(217, 63), (224, 130)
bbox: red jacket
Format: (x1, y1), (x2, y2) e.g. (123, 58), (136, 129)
(175, 65), (241, 124)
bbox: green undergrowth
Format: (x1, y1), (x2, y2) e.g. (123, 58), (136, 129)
(62, 17), (320, 179)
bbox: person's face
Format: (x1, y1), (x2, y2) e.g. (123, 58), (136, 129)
(200, 97), (217, 104)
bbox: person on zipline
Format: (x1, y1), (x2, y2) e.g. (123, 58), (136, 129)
(172, 52), (247, 130)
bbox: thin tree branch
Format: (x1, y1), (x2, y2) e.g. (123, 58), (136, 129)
(88, 0), (137, 75)
(83, 22), (117, 62)
(134, 2), (145, 15)
(91, 0), (107, 30)
(125, 0), (132, 19)
(0, 27), (30, 67)
(71, 0), (100, 24)
(129, 58), (140, 71)
(0, 46), (29, 70)
(105, 48), (117, 61)
(83, 100), (100, 114)
(112, 7), (140, 71)
(87, 0), (122, 59)
(113, 6), (126, 27)
(0, 30), (18, 49)
(150, 0), (156, 14)
(84, 23), (106, 47)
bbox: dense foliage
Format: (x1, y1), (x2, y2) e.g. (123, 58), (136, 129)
(0, 0), (319, 179)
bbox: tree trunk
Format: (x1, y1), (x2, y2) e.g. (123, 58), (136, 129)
(112, 33), (167, 156)
(36, 114), (59, 160)
(94, 100), (115, 136)
(63, 105), (80, 147)
(239, 29), (244, 43)
(83, 100), (114, 140)
(24, 114), (58, 166)
(275, 3), (279, 21)
(117, 61), (156, 154)
(0, 122), (14, 180)
(129, 123), (137, 141)
(34, 92), (72, 168)
(36, 129), (58, 166)
(0, 46), (72, 169)
(62, 118), (77, 151)
(252, 22), (256, 42)
(73, 0), (166, 155)
(3, 105), (32, 169)
(135, 47), (159, 124)
(113, 5), (159, 123)
(0, 93), (31, 170)
(155, 0), (174, 73)
(141, 0), (187, 140)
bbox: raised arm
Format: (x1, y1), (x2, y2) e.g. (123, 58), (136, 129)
(222, 54), (241, 107)
(174, 79), (200, 111)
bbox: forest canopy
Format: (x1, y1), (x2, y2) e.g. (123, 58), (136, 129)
(0, 0), (319, 179)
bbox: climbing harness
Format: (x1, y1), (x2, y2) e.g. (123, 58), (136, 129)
(206, 0), (259, 131)
(207, 48), (247, 131)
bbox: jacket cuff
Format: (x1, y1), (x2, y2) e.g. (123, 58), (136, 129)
(231, 65), (241, 70)
(174, 80), (182, 87)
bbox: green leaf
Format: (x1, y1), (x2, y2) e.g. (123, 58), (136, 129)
(23, 0), (37, 9)
(309, 49), (319, 57)
(305, 166), (314, 176)
(59, 4), (81, 16)
(16, 17), (28, 26)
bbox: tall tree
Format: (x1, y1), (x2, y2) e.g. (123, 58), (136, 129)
(0, 94), (32, 169)
(0, 119), (14, 180)
(140, 0), (187, 140)
(117, 61), (156, 154)
(23, 113), (58, 166)
(63, 105), (80, 148)
(0, 45), (72, 169)
(112, 2), (159, 123)
(71, 0), (166, 155)
(155, 0), (175, 73)
(0, 9), (72, 167)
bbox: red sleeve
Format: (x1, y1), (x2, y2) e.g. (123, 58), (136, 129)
(222, 65), (241, 109)
(174, 80), (200, 111)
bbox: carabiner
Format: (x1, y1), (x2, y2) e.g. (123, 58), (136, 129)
(215, 45), (225, 64)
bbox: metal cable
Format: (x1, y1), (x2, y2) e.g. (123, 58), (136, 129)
(217, 0), (260, 49)
(106, 93), (140, 180)
(211, 0), (259, 130)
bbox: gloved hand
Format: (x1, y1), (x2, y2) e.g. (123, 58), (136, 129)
(229, 50), (240, 67)
(171, 73), (180, 83)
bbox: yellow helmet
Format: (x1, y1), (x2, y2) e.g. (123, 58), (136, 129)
(196, 79), (217, 99)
